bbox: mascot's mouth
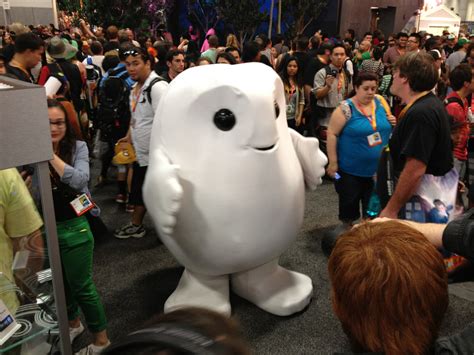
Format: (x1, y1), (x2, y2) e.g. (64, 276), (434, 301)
(253, 140), (279, 152)
(256, 144), (275, 151)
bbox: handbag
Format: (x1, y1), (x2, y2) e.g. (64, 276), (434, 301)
(85, 212), (108, 239)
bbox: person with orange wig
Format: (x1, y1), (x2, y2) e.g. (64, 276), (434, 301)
(328, 218), (474, 354)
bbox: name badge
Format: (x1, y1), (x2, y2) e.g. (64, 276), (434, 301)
(70, 193), (94, 216)
(0, 298), (21, 346)
(367, 132), (382, 147)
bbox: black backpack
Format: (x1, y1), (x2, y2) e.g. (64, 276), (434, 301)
(444, 96), (464, 110)
(47, 62), (71, 98)
(143, 77), (165, 105)
(97, 66), (131, 141)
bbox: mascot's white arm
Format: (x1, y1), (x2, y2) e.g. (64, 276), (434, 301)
(289, 129), (328, 190)
(143, 147), (183, 237)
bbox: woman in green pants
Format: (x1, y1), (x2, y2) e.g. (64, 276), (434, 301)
(47, 98), (110, 354)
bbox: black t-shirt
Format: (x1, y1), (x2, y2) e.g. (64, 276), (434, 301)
(303, 55), (325, 87)
(5, 63), (34, 83)
(259, 54), (273, 67)
(444, 45), (454, 58)
(389, 93), (453, 176)
(56, 60), (84, 112)
(303, 56), (326, 117)
(160, 71), (171, 83)
(154, 62), (168, 77)
(294, 51), (310, 75)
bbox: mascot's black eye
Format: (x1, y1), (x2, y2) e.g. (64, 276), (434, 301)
(274, 101), (280, 119)
(213, 109), (236, 131)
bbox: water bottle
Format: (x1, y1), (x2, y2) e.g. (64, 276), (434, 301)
(366, 189), (381, 218)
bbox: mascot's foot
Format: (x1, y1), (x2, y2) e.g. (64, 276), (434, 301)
(164, 269), (231, 316)
(231, 259), (313, 316)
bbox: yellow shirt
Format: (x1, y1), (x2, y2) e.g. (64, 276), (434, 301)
(0, 168), (43, 314)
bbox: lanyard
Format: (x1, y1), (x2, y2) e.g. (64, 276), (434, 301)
(354, 100), (377, 131)
(288, 83), (296, 96)
(398, 91), (431, 120)
(131, 85), (143, 113)
(337, 71), (344, 94)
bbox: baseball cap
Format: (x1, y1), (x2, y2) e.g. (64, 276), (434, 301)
(428, 49), (441, 60)
(447, 34), (455, 40)
(113, 143), (136, 165)
(458, 38), (469, 46)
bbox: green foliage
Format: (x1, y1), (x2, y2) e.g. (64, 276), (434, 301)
(58, 0), (146, 28)
(216, 0), (267, 45)
(187, 0), (219, 35)
(282, 0), (328, 36)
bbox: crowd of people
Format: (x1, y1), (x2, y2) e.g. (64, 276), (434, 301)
(1, 17), (474, 355)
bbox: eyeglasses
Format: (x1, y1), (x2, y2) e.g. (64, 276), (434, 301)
(49, 121), (66, 127)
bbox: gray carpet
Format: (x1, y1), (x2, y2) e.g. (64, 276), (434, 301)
(74, 162), (474, 354)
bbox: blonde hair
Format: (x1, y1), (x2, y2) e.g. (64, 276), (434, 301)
(226, 34), (239, 49)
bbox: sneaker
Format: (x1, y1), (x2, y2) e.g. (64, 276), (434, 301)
(125, 204), (135, 213)
(114, 222), (146, 239)
(115, 193), (127, 204)
(75, 342), (110, 355)
(69, 322), (84, 343)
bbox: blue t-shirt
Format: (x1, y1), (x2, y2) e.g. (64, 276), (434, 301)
(337, 97), (392, 177)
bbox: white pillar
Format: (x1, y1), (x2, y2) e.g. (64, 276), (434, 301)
(51, 0), (58, 28)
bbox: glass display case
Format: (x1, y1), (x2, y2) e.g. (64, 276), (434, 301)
(0, 76), (71, 354)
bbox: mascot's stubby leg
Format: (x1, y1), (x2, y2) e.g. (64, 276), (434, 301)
(164, 269), (231, 316)
(231, 258), (313, 316)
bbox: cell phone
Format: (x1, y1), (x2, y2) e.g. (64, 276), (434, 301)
(335, 172), (341, 180)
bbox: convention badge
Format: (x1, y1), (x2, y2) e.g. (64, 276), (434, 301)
(0, 299), (21, 346)
(70, 193), (94, 216)
(367, 132), (382, 147)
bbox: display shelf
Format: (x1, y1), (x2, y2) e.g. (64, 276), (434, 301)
(1, 77), (73, 354)
(0, 269), (58, 353)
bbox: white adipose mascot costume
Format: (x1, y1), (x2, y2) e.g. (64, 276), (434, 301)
(143, 63), (327, 316)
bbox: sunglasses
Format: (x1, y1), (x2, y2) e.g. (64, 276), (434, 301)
(123, 49), (140, 57)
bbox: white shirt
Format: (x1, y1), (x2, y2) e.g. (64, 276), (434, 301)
(130, 71), (168, 166)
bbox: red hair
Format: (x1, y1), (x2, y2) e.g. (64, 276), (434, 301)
(328, 221), (448, 354)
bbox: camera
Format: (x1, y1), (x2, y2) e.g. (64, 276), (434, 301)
(331, 69), (338, 77)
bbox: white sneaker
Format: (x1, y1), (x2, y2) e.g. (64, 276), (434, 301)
(114, 222), (146, 239)
(75, 342), (111, 355)
(69, 322), (84, 343)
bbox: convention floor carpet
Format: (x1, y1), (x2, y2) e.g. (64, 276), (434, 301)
(74, 162), (474, 354)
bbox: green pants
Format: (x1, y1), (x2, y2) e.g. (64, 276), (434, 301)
(56, 216), (107, 333)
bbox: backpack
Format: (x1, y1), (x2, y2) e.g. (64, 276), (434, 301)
(85, 56), (102, 114)
(47, 62), (71, 97)
(143, 76), (165, 105)
(444, 96), (465, 110)
(97, 66), (131, 141)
